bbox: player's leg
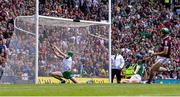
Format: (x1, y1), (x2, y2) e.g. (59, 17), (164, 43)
(70, 78), (78, 84)
(115, 69), (121, 83)
(142, 69), (148, 81)
(129, 80), (140, 83)
(0, 66), (4, 80)
(120, 79), (130, 83)
(62, 71), (78, 84)
(129, 74), (141, 84)
(159, 58), (172, 78)
(49, 71), (66, 83)
(147, 61), (161, 84)
(0, 65), (5, 80)
(111, 69), (116, 83)
(159, 67), (169, 72)
(121, 75), (141, 84)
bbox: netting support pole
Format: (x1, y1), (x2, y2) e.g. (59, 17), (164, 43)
(35, 0), (39, 84)
(108, 0), (112, 84)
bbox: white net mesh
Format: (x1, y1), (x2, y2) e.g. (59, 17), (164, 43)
(38, 16), (109, 79)
(9, 16), (109, 84)
(6, 17), (36, 84)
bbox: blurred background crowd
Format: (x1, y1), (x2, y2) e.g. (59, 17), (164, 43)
(0, 0), (109, 82)
(1, 0), (35, 82)
(112, 0), (180, 80)
(38, 24), (109, 77)
(0, 0), (179, 83)
(39, 0), (109, 21)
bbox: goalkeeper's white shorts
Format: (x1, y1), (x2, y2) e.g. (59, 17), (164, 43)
(130, 74), (142, 82)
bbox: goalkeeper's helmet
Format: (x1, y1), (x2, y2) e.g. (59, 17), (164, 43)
(67, 51), (74, 57)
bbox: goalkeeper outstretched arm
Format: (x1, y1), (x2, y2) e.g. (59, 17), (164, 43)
(51, 45), (65, 59)
(53, 45), (66, 57)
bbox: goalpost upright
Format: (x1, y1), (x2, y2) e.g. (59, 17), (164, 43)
(35, 0), (39, 84)
(108, 0), (112, 84)
(34, 0), (111, 84)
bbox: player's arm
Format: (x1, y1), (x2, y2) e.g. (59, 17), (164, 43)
(51, 48), (64, 59)
(144, 55), (152, 60)
(153, 40), (169, 56)
(51, 45), (66, 58)
(153, 46), (169, 56)
(120, 56), (125, 69)
(134, 65), (140, 74)
(49, 42), (66, 57)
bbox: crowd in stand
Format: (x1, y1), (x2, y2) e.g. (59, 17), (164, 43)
(38, 24), (109, 77)
(39, 0), (109, 21)
(0, 0), (109, 81)
(112, 0), (180, 80)
(1, 0), (36, 81)
(0, 0), (179, 83)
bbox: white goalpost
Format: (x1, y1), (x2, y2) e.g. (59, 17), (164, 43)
(35, 0), (39, 84)
(108, 0), (112, 84)
(10, 0), (111, 84)
(36, 0), (111, 84)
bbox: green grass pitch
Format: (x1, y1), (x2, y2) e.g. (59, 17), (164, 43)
(0, 84), (180, 96)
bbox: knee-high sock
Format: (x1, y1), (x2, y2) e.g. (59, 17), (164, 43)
(147, 70), (154, 83)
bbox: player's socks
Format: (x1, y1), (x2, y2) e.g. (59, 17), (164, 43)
(59, 78), (66, 83)
(147, 73), (154, 84)
(61, 80), (66, 83)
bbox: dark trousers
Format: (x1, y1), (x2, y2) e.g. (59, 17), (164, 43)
(111, 69), (122, 83)
(0, 68), (4, 80)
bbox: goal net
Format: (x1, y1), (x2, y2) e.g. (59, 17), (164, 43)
(8, 15), (109, 84)
(4, 16), (36, 84)
(38, 16), (110, 84)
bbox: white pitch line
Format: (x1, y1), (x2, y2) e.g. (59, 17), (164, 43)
(0, 84), (180, 89)
(0, 96), (180, 97)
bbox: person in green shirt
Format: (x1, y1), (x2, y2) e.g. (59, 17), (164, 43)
(121, 53), (145, 84)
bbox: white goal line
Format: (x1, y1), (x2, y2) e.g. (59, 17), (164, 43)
(0, 95), (179, 97)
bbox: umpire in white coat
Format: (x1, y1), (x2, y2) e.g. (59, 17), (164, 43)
(111, 48), (125, 83)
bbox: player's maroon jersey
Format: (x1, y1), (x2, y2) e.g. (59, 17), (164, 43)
(159, 36), (171, 58)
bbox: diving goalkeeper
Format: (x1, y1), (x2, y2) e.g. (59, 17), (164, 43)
(49, 44), (78, 84)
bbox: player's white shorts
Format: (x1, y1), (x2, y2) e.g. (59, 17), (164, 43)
(155, 56), (170, 65)
(130, 74), (141, 82)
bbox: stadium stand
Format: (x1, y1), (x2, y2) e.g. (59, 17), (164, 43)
(0, 0), (35, 83)
(39, 0), (109, 21)
(112, 0), (180, 80)
(0, 0), (109, 83)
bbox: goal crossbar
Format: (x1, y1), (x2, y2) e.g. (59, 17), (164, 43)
(14, 16), (36, 36)
(39, 15), (110, 25)
(14, 15), (110, 35)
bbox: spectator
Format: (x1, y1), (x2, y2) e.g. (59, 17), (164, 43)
(111, 48), (124, 83)
(112, 0), (180, 80)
